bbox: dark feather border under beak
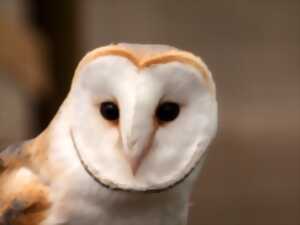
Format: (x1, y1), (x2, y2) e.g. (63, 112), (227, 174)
(70, 129), (199, 193)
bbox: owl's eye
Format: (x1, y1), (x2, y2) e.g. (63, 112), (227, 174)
(100, 102), (119, 121)
(156, 102), (180, 122)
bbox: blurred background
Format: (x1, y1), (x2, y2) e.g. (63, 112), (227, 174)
(0, 1), (299, 224)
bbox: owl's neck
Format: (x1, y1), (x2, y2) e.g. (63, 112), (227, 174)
(45, 145), (192, 225)
(60, 153), (193, 225)
(93, 188), (190, 225)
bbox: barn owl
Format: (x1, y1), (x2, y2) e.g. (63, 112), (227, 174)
(0, 43), (217, 225)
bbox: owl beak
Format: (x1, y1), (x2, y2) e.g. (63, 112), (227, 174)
(119, 90), (157, 175)
(125, 136), (154, 175)
(121, 121), (155, 176)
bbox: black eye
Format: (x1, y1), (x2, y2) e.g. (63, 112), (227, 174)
(100, 102), (119, 121)
(156, 102), (180, 122)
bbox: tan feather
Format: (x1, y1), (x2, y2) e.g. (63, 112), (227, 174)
(0, 139), (51, 225)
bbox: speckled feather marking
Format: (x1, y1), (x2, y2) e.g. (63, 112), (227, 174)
(0, 142), (27, 176)
(0, 142), (51, 225)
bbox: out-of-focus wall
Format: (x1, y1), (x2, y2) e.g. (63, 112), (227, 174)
(0, 0), (27, 22)
(0, 0), (50, 146)
(78, 1), (300, 225)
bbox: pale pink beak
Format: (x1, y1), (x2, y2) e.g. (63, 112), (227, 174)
(123, 135), (153, 175)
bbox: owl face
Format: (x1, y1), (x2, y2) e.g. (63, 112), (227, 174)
(65, 44), (217, 192)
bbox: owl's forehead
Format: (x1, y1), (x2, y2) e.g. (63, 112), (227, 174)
(74, 43), (215, 93)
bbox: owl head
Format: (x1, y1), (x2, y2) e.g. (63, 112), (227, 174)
(62, 43), (217, 192)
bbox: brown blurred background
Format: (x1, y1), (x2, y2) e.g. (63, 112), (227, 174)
(0, 1), (299, 225)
